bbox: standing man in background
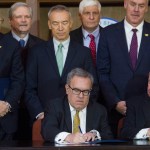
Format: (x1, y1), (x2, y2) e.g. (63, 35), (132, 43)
(0, 34), (24, 141)
(25, 5), (98, 123)
(97, 0), (150, 137)
(7, 2), (44, 140)
(70, 0), (102, 66)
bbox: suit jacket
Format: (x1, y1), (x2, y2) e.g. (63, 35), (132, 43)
(41, 96), (113, 142)
(0, 32), (3, 40)
(25, 38), (98, 120)
(70, 26), (102, 54)
(120, 94), (150, 139)
(97, 20), (150, 110)
(7, 32), (44, 68)
(0, 33), (24, 133)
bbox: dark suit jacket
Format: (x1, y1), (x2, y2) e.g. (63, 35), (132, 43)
(120, 94), (150, 139)
(97, 20), (150, 110)
(41, 96), (113, 142)
(7, 32), (44, 68)
(25, 38), (98, 120)
(70, 26), (102, 54)
(0, 33), (24, 133)
(0, 32), (3, 40)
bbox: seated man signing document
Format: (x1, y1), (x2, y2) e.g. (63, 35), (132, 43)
(42, 68), (113, 143)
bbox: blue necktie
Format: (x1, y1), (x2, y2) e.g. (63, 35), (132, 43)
(19, 39), (25, 47)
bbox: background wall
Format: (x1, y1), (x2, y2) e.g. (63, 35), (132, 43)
(0, 1), (150, 40)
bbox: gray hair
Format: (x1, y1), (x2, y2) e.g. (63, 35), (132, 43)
(48, 5), (72, 19)
(79, 0), (101, 14)
(9, 2), (33, 19)
(66, 68), (94, 85)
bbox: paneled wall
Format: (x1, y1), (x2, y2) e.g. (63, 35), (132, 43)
(0, 0), (150, 40)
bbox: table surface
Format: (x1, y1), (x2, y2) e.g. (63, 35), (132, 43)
(0, 140), (150, 150)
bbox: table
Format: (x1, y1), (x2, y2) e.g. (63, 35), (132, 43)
(0, 140), (150, 150)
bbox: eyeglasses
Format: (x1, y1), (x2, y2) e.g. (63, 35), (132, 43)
(68, 85), (91, 96)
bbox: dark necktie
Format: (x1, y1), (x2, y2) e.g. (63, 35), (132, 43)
(89, 34), (96, 65)
(73, 110), (80, 133)
(19, 39), (25, 48)
(129, 29), (138, 70)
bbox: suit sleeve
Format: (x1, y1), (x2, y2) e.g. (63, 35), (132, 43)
(97, 29), (120, 110)
(5, 44), (25, 110)
(84, 48), (99, 101)
(25, 47), (43, 120)
(120, 99), (142, 139)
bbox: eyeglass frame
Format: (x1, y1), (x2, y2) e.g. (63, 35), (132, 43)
(67, 84), (92, 96)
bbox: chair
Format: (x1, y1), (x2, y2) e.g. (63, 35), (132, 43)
(32, 119), (44, 141)
(117, 117), (125, 138)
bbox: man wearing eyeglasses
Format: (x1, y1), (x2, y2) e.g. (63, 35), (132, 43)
(42, 68), (113, 143)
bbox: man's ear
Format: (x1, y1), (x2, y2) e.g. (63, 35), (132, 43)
(65, 84), (69, 94)
(48, 20), (52, 30)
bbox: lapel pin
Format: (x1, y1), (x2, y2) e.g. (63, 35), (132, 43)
(145, 34), (149, 37)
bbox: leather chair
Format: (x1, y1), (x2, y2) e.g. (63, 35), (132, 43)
(32, 119), (44, 141)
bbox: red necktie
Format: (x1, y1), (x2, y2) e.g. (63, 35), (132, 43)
(89, 34), (96, 65)
(129, 29), (138, 70)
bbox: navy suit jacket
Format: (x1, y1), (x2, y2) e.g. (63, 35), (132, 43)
(121, 94), (150, 139)
(41, 96), (113, 142)
(25, 38), (98, 120)
(97, 20), (150, 110)
(0, 32), (3, 40)
(70, 26), (102, 54)
(0, 33), (24, 133)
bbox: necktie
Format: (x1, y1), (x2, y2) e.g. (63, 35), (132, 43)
(89, 34), (96, 65)
(73, 110), (80, 133)
(56, 43), (63, 75)
(129, 29), (138, 70)
(19, 39), (25, 47)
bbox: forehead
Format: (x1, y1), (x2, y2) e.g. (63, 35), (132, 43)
(70, 76), (91, 87)
(127, 0), (148, 4)
(12, 6), (30, 15)
(49, 10), (70, 21)
(83, 5), (100, 12)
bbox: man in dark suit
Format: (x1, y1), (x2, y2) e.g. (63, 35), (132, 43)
(25, 5), (98, 122)
(42, 68), (112, 143)
(0, 33), (24, 140)
(0, 33), (3, 40)
(8, 2), (44, 140)
(70, 0), (101, 65)
(97, 0), (150, 137)
(121, 74), (150, 139)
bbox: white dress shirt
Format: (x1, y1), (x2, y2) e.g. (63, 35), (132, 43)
(82, 26), (100, 52)
(124, 18), (144, 57)
(55, 104), (101, 143)
(53, 37), (70, 67)
(134, 128), (150, 139)
(11, 31), (29, 46)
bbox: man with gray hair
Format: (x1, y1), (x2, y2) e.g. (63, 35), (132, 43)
(42, 68), (112, 143)
(6, 2), (44, 140)
(25, 5), (98, 125)
(70, 0), (102, 66)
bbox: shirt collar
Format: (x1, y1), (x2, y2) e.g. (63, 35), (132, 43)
(53, 37), (70, 50)
(124, 18), (144, 33)
(82, 26), (100, 39)
(11, 31), (29, 43)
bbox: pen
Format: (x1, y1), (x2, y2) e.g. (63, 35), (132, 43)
(78, 126), (83, 133)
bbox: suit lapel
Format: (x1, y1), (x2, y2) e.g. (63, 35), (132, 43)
(117, 21), (133, 69)
(62, 40), (76, 77)
(45, 39), (60, 76)
(135, 22), (150, 70)
(64, 98), (72, 132)
(86, 102), (94, 132)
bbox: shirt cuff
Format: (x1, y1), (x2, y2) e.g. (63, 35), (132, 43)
(55, 132), (70, 144)
(36, 112), (44, 119)
(90, 129), (101, 140)
(134, 128), (149, 139)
